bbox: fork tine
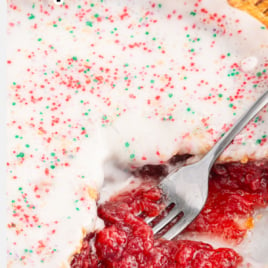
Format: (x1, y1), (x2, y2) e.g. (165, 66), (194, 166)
(152, 205), (182, 234)
(144, 199), (173, 224)
(144, 215), (157, 224)
(162, 210), (196, 240)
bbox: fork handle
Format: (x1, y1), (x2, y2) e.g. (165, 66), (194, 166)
(203, 90), (268, 169)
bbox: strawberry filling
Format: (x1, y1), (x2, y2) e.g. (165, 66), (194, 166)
(71, 160), (268, 268)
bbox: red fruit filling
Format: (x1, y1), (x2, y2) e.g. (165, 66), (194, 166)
(71, 160), (268, 268)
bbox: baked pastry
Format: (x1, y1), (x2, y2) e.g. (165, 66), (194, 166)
(7, 0), (268, 267)
(228, 0), (268, 27)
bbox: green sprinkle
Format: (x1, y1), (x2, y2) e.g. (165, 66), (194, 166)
(16, 152), (24, 158)
(94, 13), (99, 18)
(150, 80), (155, 83)
(28, 14), (35, 20)
(90, 3), (95, 7)
(168, 93), (173, 98)
(256, 72), (262, 77)
(229, 103), (233, 108)
(86, 21), (93, 27)
(190, 11), (196, 16)
(158, 4), (162, 8)
(72, 56), (78, 61)
(50, 165), (55, 169)
(227, 53), (231, 56)
(130, 154), (135, 159)
(25, 144), (30, 148)
(256, 139), (262, 144)
(125, 142), (130, 148)
(18, 187), (22, 191)
(76, 207), (80, 211)
(145, 31), (149, 35)
(53, 24), (58, 27)
(186, 107), (191, 112)
(12, 102), (16, 106)
(51, 152), (55, 157)
(218, 93), (223, 98)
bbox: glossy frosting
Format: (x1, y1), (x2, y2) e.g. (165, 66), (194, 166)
(7, 0), (268, 267)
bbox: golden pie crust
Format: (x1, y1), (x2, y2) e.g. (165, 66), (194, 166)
(228, 0), (268, 26)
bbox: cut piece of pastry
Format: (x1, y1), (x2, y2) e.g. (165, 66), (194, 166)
(7, 0), (268, 267)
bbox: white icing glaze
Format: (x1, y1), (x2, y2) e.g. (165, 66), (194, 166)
(241, 56), (258, 72)
(7, 0), (268, 267)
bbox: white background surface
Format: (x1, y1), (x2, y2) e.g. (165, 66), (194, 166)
(1, 0), (7, 267)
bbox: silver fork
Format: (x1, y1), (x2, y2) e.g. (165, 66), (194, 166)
(145, 90), (268, 240)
